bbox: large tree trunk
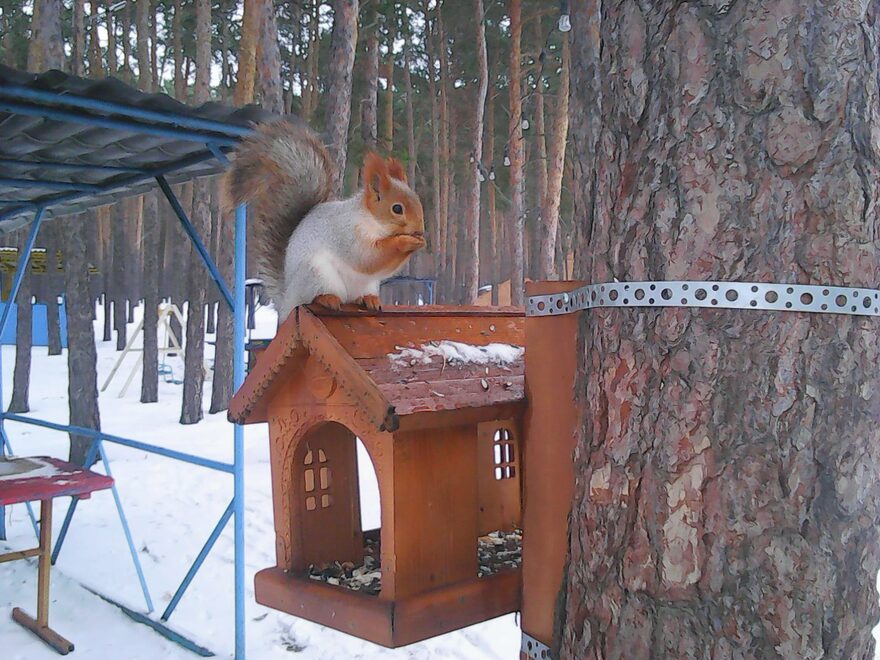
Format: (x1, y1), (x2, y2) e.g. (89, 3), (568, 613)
(65, 214), (101, 467)
(437, 9), (452, 299)
(538, 33), (570, 280)
(136, 0), (152, 91)
(560, 3), (880, 658)
(485, 91), (498, 306)
(105, 0), (117, 75)
(381, 9), (395, 155)
(325, 0), (359, 194)
(172, 0), (185, 99)
(424, 5), (441, 260)
(506, 0), (524, 306)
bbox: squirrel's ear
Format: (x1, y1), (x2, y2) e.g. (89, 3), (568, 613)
(363, 151), (389, 195)
(387, 158), (407, 183)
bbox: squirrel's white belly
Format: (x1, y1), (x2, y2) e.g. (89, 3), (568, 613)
(311, 248), (381, 300)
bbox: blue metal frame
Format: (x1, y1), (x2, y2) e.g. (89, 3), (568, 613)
(0, 86), (252, 658)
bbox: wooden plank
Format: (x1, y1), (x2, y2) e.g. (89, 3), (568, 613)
(392, 426), (478, 598)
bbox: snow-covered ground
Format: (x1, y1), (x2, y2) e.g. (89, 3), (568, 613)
(0, 305), (519, 659)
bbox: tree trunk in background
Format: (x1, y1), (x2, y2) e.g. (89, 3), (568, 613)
(533, 18), (548, 277)
(41, 223), (62, 357)
(88, 1), (103, 76)
(403, 27), (417, 184)
(136, 0), (152, 90)
(28, 0), (64, 71)
(424, 7), (441, 259)
(65, 214), (101, 467)
(72, 0), (85, 76)
(235, 0), (260, 106)
(150, 0), (159, 89)
(507, 0), (524, 306)
(437, 10), (451, 299)
(257, 0), (284, 114)
(180, 0), (213, 424)
(461, 0), (487, 303)
(538, 33), (569, 280)
(180, 181), (210, 424)
(105, 0), (117, 74)
(172, 0), (185, 99)
(210, 181), (235, 413)
(302, 1), (320, 122)
(141, 192), (159, 403)
(9, 233), (33, 414)
(362, 0), (379, 151)
(325, 0), (359, 194)
(120, 0), (132, 82)
(560, 3), (880, 658)
(485, 91), (498, 306)
(112, 201), (127, 350)
(381, 10), (395, 154)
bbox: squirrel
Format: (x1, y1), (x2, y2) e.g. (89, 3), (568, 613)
(227, 119), (426, 321)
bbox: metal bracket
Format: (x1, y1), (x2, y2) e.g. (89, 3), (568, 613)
(522, 632), (552, 659)
(527, 281), (880, 318)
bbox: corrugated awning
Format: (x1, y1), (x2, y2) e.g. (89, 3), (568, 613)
(0, 66), (275, 233)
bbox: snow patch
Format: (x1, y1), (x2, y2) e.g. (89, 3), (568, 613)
(389, 341), (524, 367)
(0, 457), (59, 481)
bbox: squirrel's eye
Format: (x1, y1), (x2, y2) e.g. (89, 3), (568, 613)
(392, 203), (404, 215)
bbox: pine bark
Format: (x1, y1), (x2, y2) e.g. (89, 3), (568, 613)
(560, 3), (880, 658)
(65, 214), (101, 467)
(325, 0), (359, 194)
(112, 201), (127, 351)
(382, 11), (395, 154)
(485, 91), (498, 306)
(172, 0), (185, 100)
(105, 0), (117, 75)
(506, 0), (524, 306)
(425, 7), (442, 259)
(437, 10), (452, 299)
(538, 33), (570, 280)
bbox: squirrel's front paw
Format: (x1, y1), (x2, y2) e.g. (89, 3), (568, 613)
(312, 294), (343, 311)
(356, 294), (382, 311)
(392, 233), (427, 253)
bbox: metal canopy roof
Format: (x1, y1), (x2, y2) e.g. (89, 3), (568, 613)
(0, 65), (274, 233)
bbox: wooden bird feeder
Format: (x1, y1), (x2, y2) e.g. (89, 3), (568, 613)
(229, 305), (525, 647)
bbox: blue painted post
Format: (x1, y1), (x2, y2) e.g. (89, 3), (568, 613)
(233, 203), (247, 659)
(0, 208), (45, 541)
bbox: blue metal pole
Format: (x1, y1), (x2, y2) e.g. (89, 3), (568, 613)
(0, 84), (254, 138)
(0, 208), (44, 541)
(156, 176), (235, 310)
(97, 442), (154, 613)
(161, 499), (234, 621)
(233, 203), (247, 660)
(2, 413), (234, 474)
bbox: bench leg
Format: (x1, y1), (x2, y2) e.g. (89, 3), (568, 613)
(11, 499), (74, 655)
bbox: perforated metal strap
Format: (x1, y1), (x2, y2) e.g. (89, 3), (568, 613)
(522, 632), (552, 659)
(526, 281), (880, 318)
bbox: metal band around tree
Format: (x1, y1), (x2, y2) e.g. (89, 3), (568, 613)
(526, 281), (880, 318)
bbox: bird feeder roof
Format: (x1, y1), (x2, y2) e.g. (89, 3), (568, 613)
(228, 306), (526, 432)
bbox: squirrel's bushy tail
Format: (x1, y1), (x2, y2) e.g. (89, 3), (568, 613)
(227, 119), (335, 301)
